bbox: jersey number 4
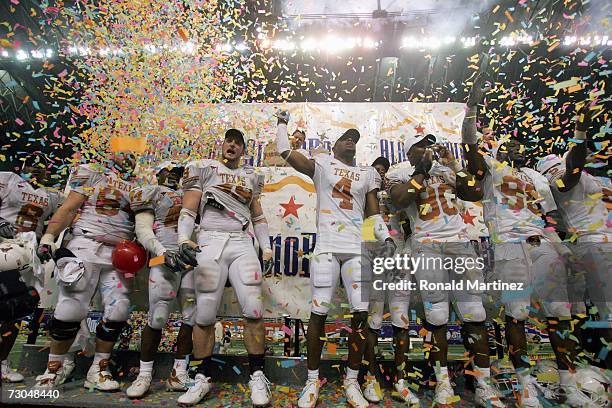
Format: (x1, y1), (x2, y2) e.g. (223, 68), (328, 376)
(332, 177), (354, 210)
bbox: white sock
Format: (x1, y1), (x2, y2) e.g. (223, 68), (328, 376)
(307, 369), (319, 381)
(476, 366), (491, 385)
(48, 353), (65, 364)
(139, 360), (154, 376)
(173, 358), (188, 373)
(435, 366), (450, 383)
(92, 352), (111, 366)
(558, 369), (574, 386)
(1, 359), (8, 368)
(64, 351), (75, 363)
(346, 367), (359, 380)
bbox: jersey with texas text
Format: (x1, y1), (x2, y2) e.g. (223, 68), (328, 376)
(182, 159), (264, 228)
(542, 166), (610, 243)
(482, 156), (548, 241)
(312, 154), (381, 254)
(0, 172), (62, 239)
(130, 184), (182, 250)
(386, 162), (468, 243)
(68, 164), (135, 244)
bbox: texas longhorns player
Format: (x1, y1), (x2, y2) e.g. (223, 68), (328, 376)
(275, 112), (394, 408)
(175, 129), (272, 407)
(126, 162), (196, 398)
(0, 156), (61, 383)
(363, 156), (420, 406)
(535, 106), (611, 369)
(387, 134), (503, 407)
(462, 77), (591, 407)
(33, 152), (137, 391)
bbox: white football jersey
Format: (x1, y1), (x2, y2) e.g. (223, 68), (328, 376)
(0, 172), (62, 239)
(130, 185), (182, 250)
(386, 162), (468, 243)
(312, 155), (381, 254)
(68, 164), (135, 244)
(482, 156), (547, 241)
(182, 159), (264, 228)
(542, 167), (610, 242)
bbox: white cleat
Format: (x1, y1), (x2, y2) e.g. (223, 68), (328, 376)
(363, 377), (382, 403)
(297, 378), (321, 408)
(1, 360), (24, 383)
(434, 381), (456, 407)
(475, 382), (505, 408)
(249, 370), (271, 406)
(394, 379), (420, 405)
(167, 368), (190, 391)
(126, 374), (152, 399)
(343, 377), (369, 408)
(177, 374), (211, 406)
(61, 358), (76, 384)
(33, 361), (66, 389)
(84, 359), (120, 391)
(564, 387), (600, 408)
(519, 377), (543, 408)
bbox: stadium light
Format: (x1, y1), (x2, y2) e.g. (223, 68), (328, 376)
(15, 49), (29, 60)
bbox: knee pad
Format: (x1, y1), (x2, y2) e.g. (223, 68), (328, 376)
(391, 309), (410, 329)
(50, 318), (81, 341)
(424, 302), (450, 326)
(368, 313), (383, 331)
(104, 298), (130, 322)
(461, 304), (487, 323)
(149, 300), (171, 330)
(96, 320), (127, 342)
(195, 295), (218, 326)
(54, 296), (88, 323)
(505, 301), (529, 321)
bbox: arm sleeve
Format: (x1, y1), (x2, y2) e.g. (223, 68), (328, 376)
(276, 123), (291, 154)
(135, 211), (166, 256)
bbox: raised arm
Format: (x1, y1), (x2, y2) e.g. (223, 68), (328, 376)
(250, 197), (273, 272)
(557, 104), (592, 192)
(388, 151), (433, 208)
(275, 111), (315, 178)
(434, 144), (483, 202)
(37, 190), (87, 261)
(462, 73), (489, 180)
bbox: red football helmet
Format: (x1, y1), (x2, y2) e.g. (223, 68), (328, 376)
(112, 240), (147, 276)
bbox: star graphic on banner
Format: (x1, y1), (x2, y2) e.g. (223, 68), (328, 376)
(280, 196), (303, 218)
(415, 124), (425, 134)
(461, 210), (476, 226)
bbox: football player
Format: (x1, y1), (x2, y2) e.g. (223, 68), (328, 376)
(0, 155), (61, 383)
(363, 156), (420, 405)
(33, 152), (137, 391)
(126, 162), (196, 398)
(535, 106), (611, 369)
(387, 134), (503, 407)
(462, 77), (590, 407)
(276, 112), (394, 408)
(175, 129), (273, 406)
